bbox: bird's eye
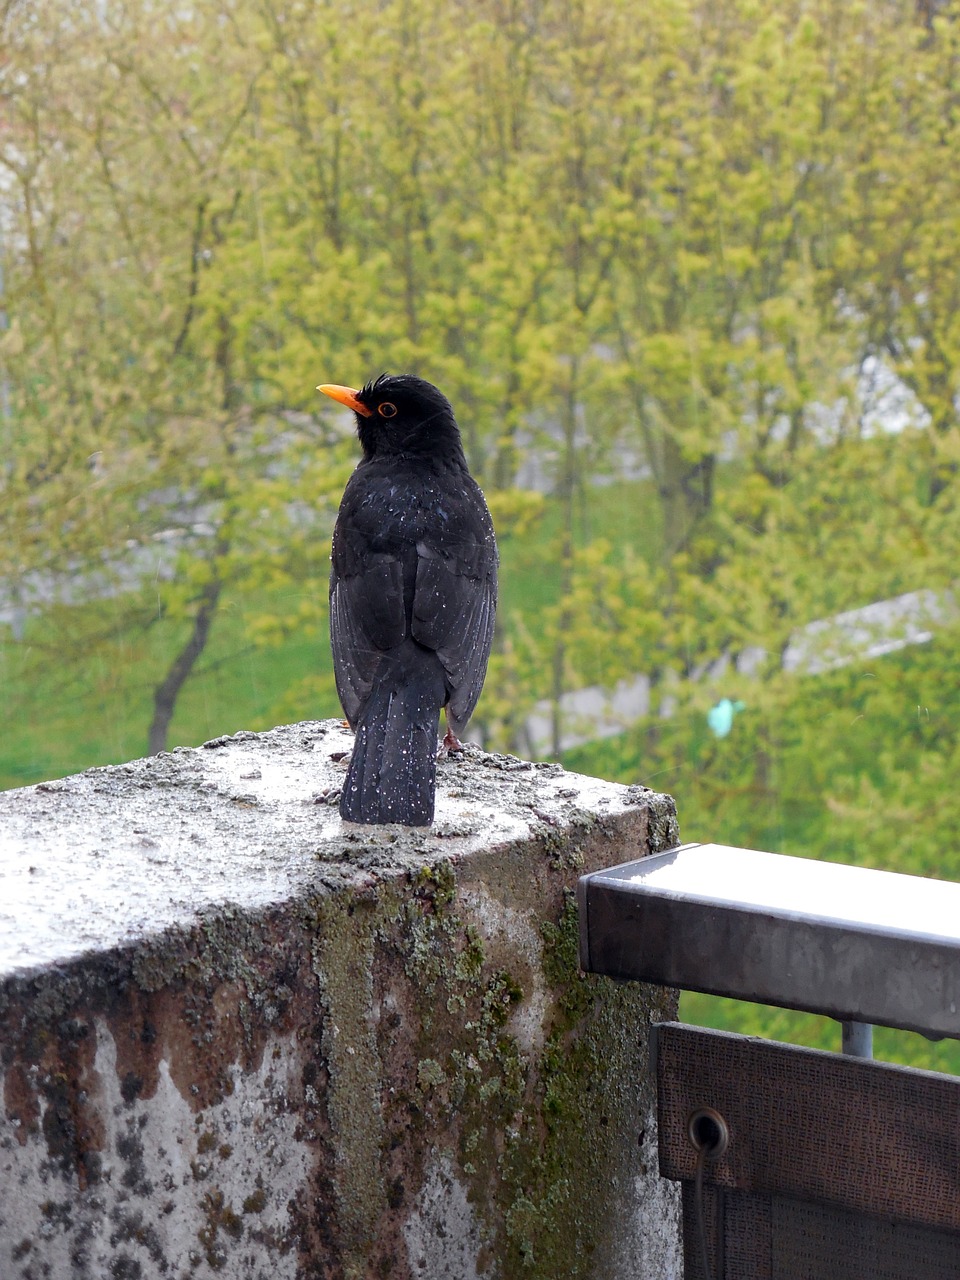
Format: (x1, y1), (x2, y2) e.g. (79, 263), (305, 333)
(378, 402), (397, 419)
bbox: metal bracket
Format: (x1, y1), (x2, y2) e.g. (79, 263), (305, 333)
(578, 842), (960, 1040)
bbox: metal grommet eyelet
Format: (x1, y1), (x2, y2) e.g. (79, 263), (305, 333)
(687, 1106), (729, 1160)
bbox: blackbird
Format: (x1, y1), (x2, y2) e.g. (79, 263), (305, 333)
(318, 374), (498, 825)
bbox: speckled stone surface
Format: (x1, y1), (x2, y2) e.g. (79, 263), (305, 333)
(0, 719), (682, 1279)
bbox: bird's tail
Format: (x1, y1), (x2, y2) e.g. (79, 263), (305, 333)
(340, 649), (445, 826)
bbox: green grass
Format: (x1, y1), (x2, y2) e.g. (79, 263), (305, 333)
(0, 582), (339, 789)
(678, 994), (960, 1076)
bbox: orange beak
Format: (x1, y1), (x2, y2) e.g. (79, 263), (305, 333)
(317, 383), (373, 417)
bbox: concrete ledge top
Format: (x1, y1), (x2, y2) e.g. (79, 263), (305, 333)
(0, 719), (667, 979)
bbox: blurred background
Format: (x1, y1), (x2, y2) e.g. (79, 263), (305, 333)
(3, 0), (960, 1068)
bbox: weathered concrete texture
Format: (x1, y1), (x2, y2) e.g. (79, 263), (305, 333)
(0, 720), (682, 1279)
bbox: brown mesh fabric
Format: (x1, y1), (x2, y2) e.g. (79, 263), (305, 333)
(659, 1024), (960, 1277)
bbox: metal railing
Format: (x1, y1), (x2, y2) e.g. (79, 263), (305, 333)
(578, 843), (960, 1279)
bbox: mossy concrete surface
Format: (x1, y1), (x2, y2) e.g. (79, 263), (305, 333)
(0, 719), (682, 1278)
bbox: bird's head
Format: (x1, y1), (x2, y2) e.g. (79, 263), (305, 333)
(317, 373), (465, 464)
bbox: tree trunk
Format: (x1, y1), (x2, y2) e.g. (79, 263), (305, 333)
(148, 577), (222, 754)
(658, 433), (715, 561)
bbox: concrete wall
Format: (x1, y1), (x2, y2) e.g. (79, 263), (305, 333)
(0, 720), (682, 1279)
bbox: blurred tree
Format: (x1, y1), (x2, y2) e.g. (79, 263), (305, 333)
(0, 1), (354, 752)
(2, 0), (959, 779)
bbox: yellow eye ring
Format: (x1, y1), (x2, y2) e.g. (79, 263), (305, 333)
(378, 402), (397, 418)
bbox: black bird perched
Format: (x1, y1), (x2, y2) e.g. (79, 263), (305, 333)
(318, 374), (498, 826)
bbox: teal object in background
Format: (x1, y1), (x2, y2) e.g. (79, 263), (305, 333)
(707, 698), (746, 738)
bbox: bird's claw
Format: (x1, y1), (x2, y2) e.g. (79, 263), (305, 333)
(312, 786), (342, 806)
(438, 729), (465, 758)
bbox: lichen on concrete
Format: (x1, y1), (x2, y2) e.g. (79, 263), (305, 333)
(0, 719), (682, 1278)
(309, 891), (393, 1278)
(376, 873), (678, 1278)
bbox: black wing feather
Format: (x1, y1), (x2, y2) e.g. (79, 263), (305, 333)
(330, 542), (406, 728)
(412, 519), (498, 730)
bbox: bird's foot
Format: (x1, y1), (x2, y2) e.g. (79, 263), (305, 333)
(438, 728), (464, 757)
(311, 786), (342, 806)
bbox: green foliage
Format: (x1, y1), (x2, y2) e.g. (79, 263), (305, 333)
(5, 0), (957, 728)
(566, 632), (960, 882)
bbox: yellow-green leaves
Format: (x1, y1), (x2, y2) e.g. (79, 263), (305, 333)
(4, 0), (960, 764)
